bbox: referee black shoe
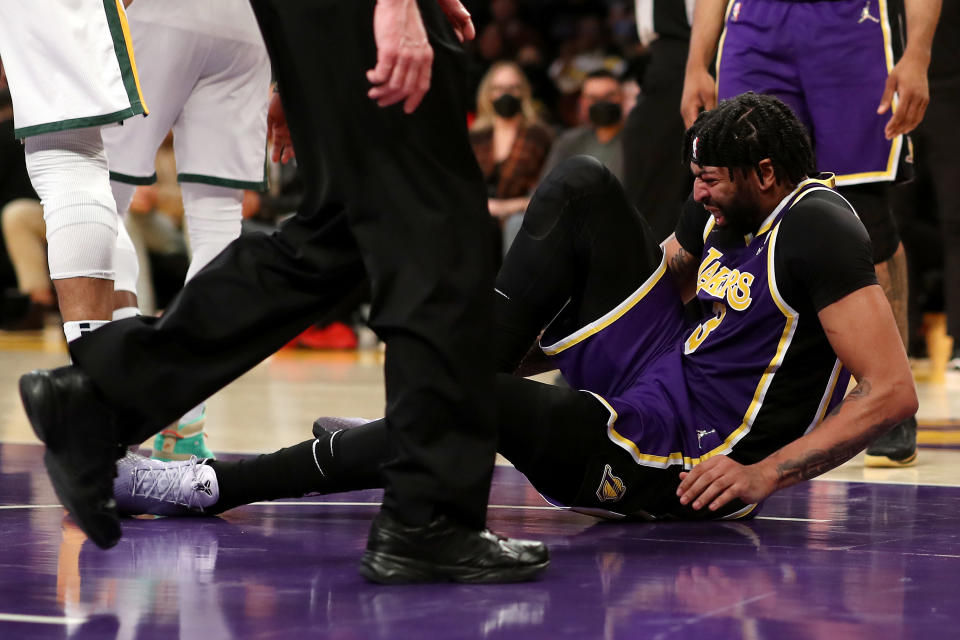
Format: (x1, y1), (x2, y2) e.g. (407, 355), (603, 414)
(19, 366), (125, 549)
(360, 511), (549, 584)
(864, 416), (918, 468)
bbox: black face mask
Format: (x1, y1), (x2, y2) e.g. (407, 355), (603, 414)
(588, 101), (622, 127)
(492, 94), (522, 118)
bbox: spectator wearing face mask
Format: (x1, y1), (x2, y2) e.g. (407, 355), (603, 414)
(470, 61), (553, 255)
(539, 69), (626, 184)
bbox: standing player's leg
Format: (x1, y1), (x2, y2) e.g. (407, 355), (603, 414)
(111, 184), (141, 321)
(149, 29), (271, 461)
(250, 0), (546, 583)
(25, 128), (119, 341)
(0, 0), (148, 345)
(793, 0), (916, 466)
(149, 183), (243, 460)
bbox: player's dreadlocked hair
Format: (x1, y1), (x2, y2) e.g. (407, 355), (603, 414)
(683, 92), (816, 186)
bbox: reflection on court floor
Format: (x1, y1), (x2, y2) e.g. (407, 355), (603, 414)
(0, 341), (958, 639)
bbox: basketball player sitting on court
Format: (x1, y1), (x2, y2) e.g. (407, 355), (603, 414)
(114, 93), (918, 522)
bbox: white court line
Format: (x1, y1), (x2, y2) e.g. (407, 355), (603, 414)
(0, 502), (830, 522)
(813, 476), (960, 489)
(0, 613), (86, 625)
(250, 501), (831, 522)
(754, 516), (830, 523)
(0, 505), (61, 510)
(251, 501), (559, 510)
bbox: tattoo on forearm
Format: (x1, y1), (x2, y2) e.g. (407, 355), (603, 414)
(775, 421), (893, 484)
(777, 379), (893, 484)
(668, 247), (696, 281)
(823, 379), (871, 422)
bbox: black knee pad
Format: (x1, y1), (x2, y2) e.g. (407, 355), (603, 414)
(837, 183), (900, 264)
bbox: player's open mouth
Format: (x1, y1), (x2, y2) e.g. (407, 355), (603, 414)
(705, 206), (725, 226)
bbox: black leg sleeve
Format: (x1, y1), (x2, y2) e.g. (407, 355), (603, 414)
(494, 156), (664, 372)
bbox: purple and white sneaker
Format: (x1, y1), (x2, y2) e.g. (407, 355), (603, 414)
(113, 451), (219, 516)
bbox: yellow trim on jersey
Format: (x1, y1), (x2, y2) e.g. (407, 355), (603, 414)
(702, 216), (717, 244)
(756, 176), (834, 237)
(720, 502), (759, 520)
(835, 0), (899, 185)
(540, 251), (668, 356)
(737, 221), (798, 428)
(713, 0), (739, 98)
(595, 390), (744, 471)
(115, 0), (148, 115)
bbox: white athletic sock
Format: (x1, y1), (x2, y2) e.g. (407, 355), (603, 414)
(112, 306), (139, 321)
(176, 184), (238, 433)
(112, 181), (140, 296)
(63, 320), (109, 343)
(179, 403), (206, 427)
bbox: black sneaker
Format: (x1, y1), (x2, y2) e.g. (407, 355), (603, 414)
(19, 366), (125, 549)
(864, 416), (918, 467)
(360, 511), (549, 584)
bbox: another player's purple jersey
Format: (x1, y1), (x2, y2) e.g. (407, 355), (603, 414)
(543, 177), (853, 470)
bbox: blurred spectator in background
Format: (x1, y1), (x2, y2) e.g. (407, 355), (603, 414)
(540, 69), (626, 183)
(488, 0), (542, 57)
(621, 0), (694, 243)
(470, 61), (553, 256)
(548, 16), (627, 125)
(0, 70), (51, 330)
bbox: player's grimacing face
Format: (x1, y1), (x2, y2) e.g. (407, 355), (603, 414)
(690, 163), (762, 233)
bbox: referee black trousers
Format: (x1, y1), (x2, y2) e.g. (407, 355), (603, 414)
(622, 37), (692, 244)
(71, 0), (497, 530)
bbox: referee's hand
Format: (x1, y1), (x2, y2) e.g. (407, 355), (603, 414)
(437, 0), (475, 43)
(367, 0), (434, 114)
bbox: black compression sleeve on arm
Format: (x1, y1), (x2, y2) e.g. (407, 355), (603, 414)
(673, 193), (710, 256)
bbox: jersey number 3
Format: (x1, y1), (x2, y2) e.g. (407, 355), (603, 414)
(684, 302), (726, 353)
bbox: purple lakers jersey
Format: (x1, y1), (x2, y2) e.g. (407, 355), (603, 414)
(543, 177), (862, 470)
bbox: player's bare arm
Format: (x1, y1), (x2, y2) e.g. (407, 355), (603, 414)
(662, 233), (699, 303)
(677, 284), (918, 511)
(680, 0), (727, 128)
(879, 0), (942, 139)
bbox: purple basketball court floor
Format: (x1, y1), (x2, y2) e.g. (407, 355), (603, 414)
(0, 441), (957, 639)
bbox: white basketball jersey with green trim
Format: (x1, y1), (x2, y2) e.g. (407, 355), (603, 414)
(0, 0), (147, 138)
